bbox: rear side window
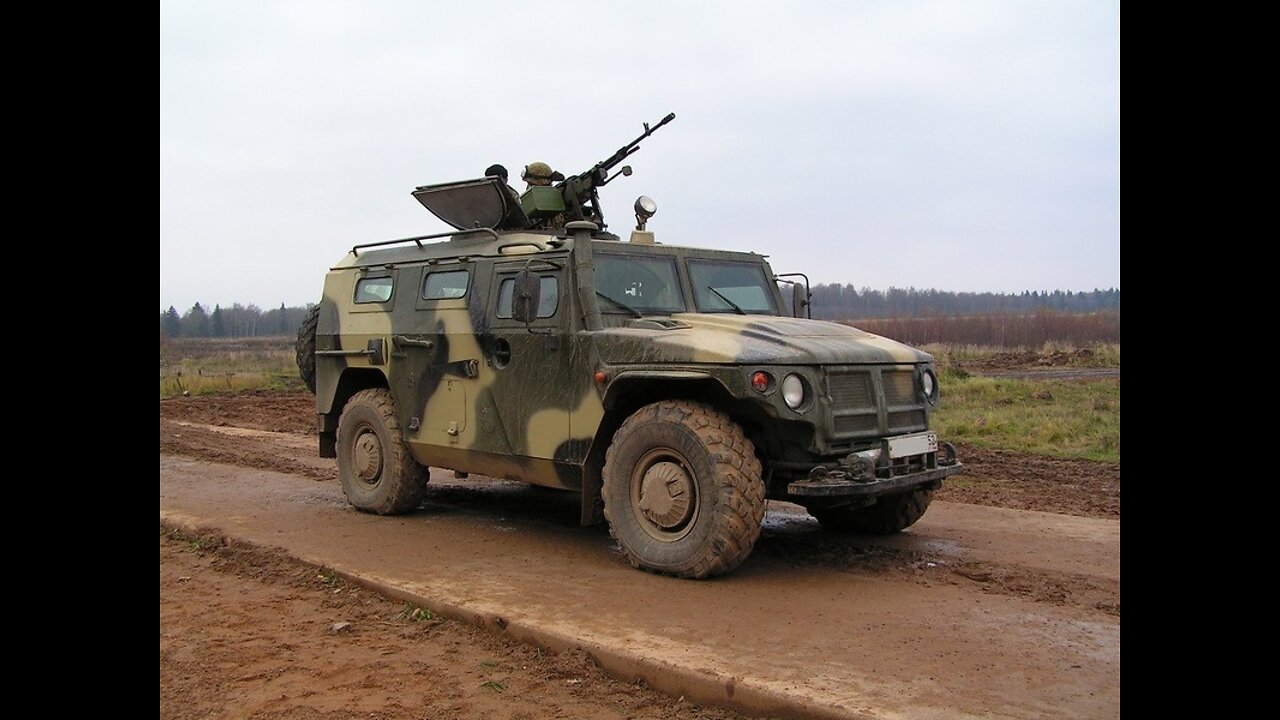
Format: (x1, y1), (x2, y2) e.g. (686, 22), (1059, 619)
(354, 276), (394, 304)
(497, 275), (559, 318)
(422, 269), (470, 300)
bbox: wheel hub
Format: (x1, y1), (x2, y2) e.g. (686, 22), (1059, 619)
(352, 431), (383, 482)
(637, 461), (694, 529)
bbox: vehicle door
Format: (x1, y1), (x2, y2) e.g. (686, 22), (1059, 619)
(390, 262), (482, 450)
(483, 259), (573, 461)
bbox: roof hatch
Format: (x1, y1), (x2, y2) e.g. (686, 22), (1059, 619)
(411, 177), (526, 231)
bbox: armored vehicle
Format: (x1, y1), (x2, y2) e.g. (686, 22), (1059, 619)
(297, 114), (963, 578)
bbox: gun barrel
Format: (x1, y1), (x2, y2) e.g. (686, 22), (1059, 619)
(598, 112), (677, 173)
(560, 113), (676, 228)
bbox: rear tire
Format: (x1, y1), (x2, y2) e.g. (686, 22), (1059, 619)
(296, 304), (319, 394)
(602, 400), (765, 579)
(336, 389), (428, 515)
(808, 488), (935, 535)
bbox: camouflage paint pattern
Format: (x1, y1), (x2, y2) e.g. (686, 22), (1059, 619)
(313, 230), (946, 513)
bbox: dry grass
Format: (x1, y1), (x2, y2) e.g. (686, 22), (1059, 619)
(923, 342), (1121, 372)
(849, 310), (1120, 348)
(160, 336), (303, 397)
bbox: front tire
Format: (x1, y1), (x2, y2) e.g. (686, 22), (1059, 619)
(602, 400), (765, 579)
(808, 488), (935, 535)
(336, 389), (428, 515)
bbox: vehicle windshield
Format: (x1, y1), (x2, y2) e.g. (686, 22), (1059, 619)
(595, 253), (687, 314)
(688, 260), (779, 314)
(592, 252), (781, 317)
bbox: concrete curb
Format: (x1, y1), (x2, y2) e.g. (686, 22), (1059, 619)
(160, 514), (866, 720)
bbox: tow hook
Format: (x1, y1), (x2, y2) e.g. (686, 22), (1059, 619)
(939, 442), (959, 467)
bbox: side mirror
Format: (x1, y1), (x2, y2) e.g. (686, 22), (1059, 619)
(512, 269), (541, 324)
(791, 282), (810, 319)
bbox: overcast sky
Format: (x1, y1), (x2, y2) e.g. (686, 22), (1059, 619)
(160, 1), (1119, 312)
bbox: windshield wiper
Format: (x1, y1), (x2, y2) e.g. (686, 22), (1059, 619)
(707, 287), (747, 315)
(595, 291), (643, 318)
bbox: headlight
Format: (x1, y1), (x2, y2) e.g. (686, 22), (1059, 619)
(782, 374), (807, 410)
(921, 368), (938, 403)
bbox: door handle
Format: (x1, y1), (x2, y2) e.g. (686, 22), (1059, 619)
(392, 335), (435, 350)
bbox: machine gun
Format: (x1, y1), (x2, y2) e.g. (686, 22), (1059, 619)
(555, 112), (676, 229)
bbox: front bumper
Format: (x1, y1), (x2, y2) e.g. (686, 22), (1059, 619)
(785, 432), (964, 498)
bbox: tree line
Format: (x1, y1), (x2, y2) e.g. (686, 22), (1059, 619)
(807, 286), (1119, 320)
(160, 303), (314, 339)
(159, 286), (1121, 339)
(854, 311), (1120, 347)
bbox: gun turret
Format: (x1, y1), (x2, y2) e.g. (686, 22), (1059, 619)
(556, 113), (676, 230)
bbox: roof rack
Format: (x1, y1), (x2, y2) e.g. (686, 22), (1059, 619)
(351, 227), (499, 256)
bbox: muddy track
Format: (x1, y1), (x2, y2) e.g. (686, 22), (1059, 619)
(160, 407), (1120, 618)
(160, 391), (1121, 520)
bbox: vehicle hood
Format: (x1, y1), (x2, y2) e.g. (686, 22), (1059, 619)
(594, 314), (932, 366)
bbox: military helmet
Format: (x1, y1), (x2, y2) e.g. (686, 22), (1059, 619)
(522, 162), (553, 181)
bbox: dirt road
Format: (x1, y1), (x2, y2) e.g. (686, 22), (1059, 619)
(160, 393), (1119, 719)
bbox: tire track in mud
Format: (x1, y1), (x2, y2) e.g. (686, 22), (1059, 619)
(757, 513), (1120, 617)
(160, 418), (335, 482)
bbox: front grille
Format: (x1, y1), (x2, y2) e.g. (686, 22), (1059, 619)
(825, 365), (928, 440)
(829, 372), (872, 406)
(887, 410), (927, 431)
(834, 415), (879, 434)
(882, 371), (917, 406)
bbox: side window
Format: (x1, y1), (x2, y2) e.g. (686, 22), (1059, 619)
(422, 269), (470, 300)
(497, 275), (559, 319)
(354, 276), (394, 304)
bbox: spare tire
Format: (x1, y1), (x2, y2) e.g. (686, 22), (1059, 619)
(296, 304), (320, 394)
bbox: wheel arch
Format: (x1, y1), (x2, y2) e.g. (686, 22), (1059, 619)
(318, 367), (390, 458)
(579, 373), (774, 525)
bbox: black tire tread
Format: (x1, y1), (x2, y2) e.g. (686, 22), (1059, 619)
(337, 388), (428, 515)
(602, 400), (765, 579)
(810, 488), (934, 535)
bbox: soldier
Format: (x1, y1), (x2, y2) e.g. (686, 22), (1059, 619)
(484, 163), (511, 185)
(521, 162), (569, 229)
(485, 163), (522, 209)
(521, 161), (564, 189)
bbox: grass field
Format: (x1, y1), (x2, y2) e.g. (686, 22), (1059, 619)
(931, 373), (1119, 462)
(160, 336), (303, 397)
(160, 337), (1120, 463)
(919, 343), (1120, 462)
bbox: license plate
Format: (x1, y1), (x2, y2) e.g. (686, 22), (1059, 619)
(887, 431), (937, 458)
